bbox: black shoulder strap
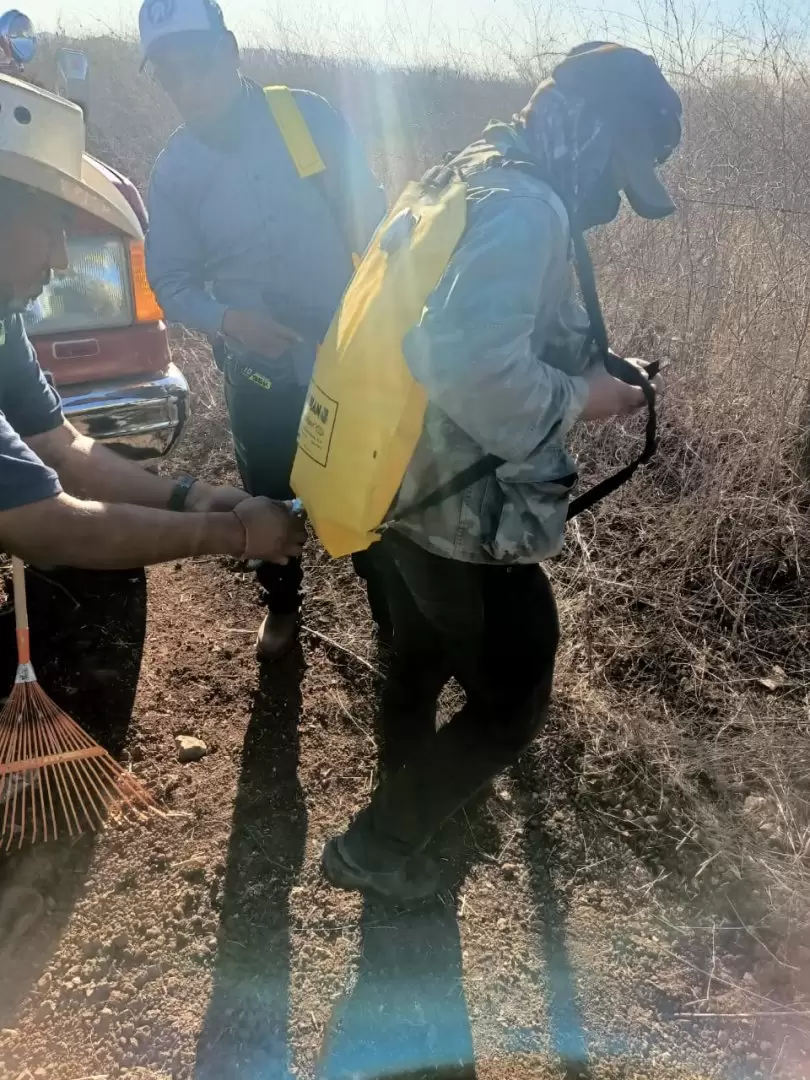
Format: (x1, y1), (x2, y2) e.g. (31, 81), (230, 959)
(392, 454), (504, 522)
(564, 224), (658, 520)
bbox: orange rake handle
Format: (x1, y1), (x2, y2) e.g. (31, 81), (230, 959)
(11, 556), (31, 669)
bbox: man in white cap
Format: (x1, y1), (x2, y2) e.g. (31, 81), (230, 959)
(141, 0), (389, 660)
(0, 74), (305, 571)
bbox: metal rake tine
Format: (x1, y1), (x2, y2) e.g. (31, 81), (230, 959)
(27, 688), (53, 846)
(34, 703), (67, 843)
(78, 749), (143, 826)
(0, 691), (163, 847)
(62, 756), (104, 834)
(81, 754), (130, 822)
(20, 694), (33, 847)
(106, 766), (157, 820)
(104, 757), (157, 813)
(2, 698), (25, 850)
(0, 696), (20, 791)
(31, 696), (51, 844)
(0, 695), (19, 798)
(81, 737), (157, 812)
(6, 556), (32, 848)
(69, 749), (111, 822)
(50, 750), (83, 839)
(42, 711), (91, 838)
(24, 690), (80, 839)
(72, 737), (150, 824)
(11, 691), (36, 848)
(35, 689), (107, 833)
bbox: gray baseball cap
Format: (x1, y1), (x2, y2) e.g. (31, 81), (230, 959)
(138, 0), (227, 65)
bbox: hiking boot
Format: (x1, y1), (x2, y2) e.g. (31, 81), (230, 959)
(322, 834), (442, 903)
(256, 612), (298, 663)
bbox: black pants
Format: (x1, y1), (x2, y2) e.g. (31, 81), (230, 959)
(345, 530), (560, 863)
(224, 359), (306, 615)
(224, 356), (390, 629)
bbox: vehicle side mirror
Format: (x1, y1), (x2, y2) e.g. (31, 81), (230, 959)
(0, 9), (36, 67)
(56, 47), (90, 120)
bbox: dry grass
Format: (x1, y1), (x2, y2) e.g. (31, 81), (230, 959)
(30, 27), (810, 918)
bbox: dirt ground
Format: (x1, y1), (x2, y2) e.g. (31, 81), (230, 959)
(0, 353), (808, 1080)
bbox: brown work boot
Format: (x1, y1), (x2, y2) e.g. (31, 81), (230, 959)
(256, 612), (298, 663)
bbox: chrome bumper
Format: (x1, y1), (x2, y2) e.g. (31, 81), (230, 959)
(61, 363), (189, 460)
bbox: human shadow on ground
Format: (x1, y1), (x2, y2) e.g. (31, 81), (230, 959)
(317, 817), (495, 1080)
(515, 735), (594, 1080)
(195, 656), (306, 1080)
(522, 822), (592, 1080)
(534, 724), (806, 1079)
(516, 716), (761, 1080)
(317, 898), (477, 1080)
(0, 566), (146, 1030)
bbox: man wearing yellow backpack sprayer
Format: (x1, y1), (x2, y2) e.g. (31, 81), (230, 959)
(141, 0), (389, 661)
(297, 44), (680, 902)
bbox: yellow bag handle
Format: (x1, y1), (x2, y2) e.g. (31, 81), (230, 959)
(264, 85), (326, 179)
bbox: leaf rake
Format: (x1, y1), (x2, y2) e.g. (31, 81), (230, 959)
(0, 557), (162, 849)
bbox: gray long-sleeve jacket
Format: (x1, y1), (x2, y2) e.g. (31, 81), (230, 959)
(146, 79), (386, 384)
(390, 125), (595, 565)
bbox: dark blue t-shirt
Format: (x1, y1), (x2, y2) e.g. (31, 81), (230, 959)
(0, 315), (63, 511)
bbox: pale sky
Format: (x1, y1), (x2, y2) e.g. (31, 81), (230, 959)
(19, 0), (810, 68)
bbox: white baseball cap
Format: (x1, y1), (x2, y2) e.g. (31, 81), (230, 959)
(139, 0), (228, 65)
(0, 74), (142, 238)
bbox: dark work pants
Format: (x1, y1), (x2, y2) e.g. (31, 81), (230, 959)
(224, 358), (306, 615)
(345, 530), (560, 863)
(223, 356), (391, 630)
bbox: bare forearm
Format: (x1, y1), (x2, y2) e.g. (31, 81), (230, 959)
(43, 428), (176, 507)
(0, 494), (244, 570)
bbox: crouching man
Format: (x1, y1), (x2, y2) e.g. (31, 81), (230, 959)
(0, 75), (303, 572)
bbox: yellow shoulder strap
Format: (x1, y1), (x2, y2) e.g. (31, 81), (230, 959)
(263, 85), (326, 179)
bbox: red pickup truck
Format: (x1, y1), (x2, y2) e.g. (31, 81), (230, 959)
(1, 10), (188, 460)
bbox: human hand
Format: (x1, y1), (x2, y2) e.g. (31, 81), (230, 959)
(580, 361), (662, 423)
(231, 498), (306, 564)
(185, 481), (251, 513)
(222, 309), (302, 360)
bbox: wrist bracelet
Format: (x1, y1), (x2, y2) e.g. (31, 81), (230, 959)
(169, 475), (198, 512)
